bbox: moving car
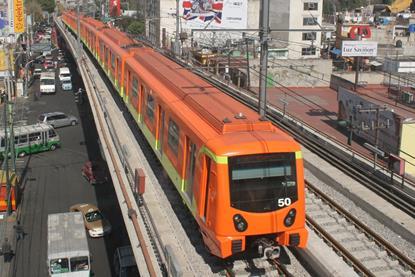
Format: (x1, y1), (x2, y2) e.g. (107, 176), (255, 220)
(113, 246), (139, 277)
(69, 203), (112, 238)
(59, 67), (71, 82)
(43, 60), (54, 70)
(38, 112), (78, 128)
(61, 79), (73, 91)
(33, 68), (42, 78)
(81, 161), (107, 185)
(39, 72), (56, 94)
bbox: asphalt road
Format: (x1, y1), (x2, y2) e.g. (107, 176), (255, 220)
(9, 50), (130, 277)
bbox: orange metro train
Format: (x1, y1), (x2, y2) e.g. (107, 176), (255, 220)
(61, 12), (308, 259)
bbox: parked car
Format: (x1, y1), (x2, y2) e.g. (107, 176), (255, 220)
(38, 112), (78, 128)
(82, 161), (108, 185)
(69, 203), (112, 237)
(61, 79), (73, 91)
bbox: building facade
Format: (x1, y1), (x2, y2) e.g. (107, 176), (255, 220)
(144, 0), (322, 59)
(269, 0), (322, 59)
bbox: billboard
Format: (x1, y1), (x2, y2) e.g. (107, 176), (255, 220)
(0, 49), (7, 71)
(337, 87), (402, 155)
(13, 0), (24, 33)
(341, 40), (378, 57)
(8, 0), (14, 34)
(109, 0), (120, 17)
(181, 0), (247, 29)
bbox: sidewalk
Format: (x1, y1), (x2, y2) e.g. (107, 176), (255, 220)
(0, 212), (17, 277)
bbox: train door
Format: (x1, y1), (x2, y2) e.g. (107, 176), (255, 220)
(202, 156), (212, 222)
(139, 85), (145, 123)
(185, 138), (197, 203)
(157, 106), (165, 155)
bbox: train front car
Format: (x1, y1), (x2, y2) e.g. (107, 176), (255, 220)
(200, 124), (307, 259)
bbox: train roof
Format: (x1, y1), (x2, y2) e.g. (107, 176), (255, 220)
(101, 29), (137, 47)
(74, 14), (292, 140)
(132, 50), (276, 135)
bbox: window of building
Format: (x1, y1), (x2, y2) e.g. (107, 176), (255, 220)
(301, 47), (316, 56)
(302, 32), (317, 41)
(146, 93), (155, 121)
(304, 2), (318, 11)
(269, 49), (288, 59)
(303, 17), (317, 25)
(167, 119), (180, 156)
(132, 77), (139, 98)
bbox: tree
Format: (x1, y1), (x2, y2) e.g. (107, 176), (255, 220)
(26, 1), (44, 22)
(39, 0), (55, 13)
(127, 21), (144, 35)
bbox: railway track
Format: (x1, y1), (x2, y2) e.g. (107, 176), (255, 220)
(306, 181), (415, 276)
(225, 257), (293, 277)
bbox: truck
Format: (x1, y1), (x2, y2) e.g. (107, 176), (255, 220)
(40, 72), (56, 94)
(47, 212), (90, 276)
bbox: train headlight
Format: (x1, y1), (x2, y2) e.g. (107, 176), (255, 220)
(233, 214), (248, 232)
(284, 209), (296, 227)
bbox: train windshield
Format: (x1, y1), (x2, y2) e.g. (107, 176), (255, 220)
(229, 153), (298, 213)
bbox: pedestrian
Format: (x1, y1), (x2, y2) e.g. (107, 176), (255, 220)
(1, 238), (13, 262)
(13, 220), (24, 241)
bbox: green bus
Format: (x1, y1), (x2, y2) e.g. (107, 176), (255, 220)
(0, 123), (61, 158)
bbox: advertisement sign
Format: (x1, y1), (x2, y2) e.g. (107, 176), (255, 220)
(181, 0), (247, 29)
(341, 41), (378, 57)
(13, 0), (24, 33)
(337, 87), (401, 155)
(0, 49), (7, 71)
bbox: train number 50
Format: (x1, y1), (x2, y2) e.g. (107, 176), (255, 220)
(277, 198), (291, 207)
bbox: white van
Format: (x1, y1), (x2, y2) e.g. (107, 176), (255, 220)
(59, 67), (71, 82)
(47, 212), (90, 276)
(40, 72), (56, 94)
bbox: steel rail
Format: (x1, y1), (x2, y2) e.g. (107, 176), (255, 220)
(306, 215), (375, 277)
(306, 181), (415, 275)
(269, 259), (294, 277)
(78, 58), (158, 277)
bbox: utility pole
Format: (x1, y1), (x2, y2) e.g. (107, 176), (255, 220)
(357, 105), (389, 170)
(174, 0), (180, 56)
(258, 0), (270, 118)
(77, 0), (82, 59)
(354, 34), (362, 91)
(245, 37), (251, 89)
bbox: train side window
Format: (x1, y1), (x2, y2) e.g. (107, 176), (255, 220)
(117, 59), (121, 81)
(146, 93), (155, 122)
(100, 43), (104, 59)
(167, 119), (180, 156)
(105, 48), (109, 65)
(111, 53), (115, 70)
(131, 77), (139, 99)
